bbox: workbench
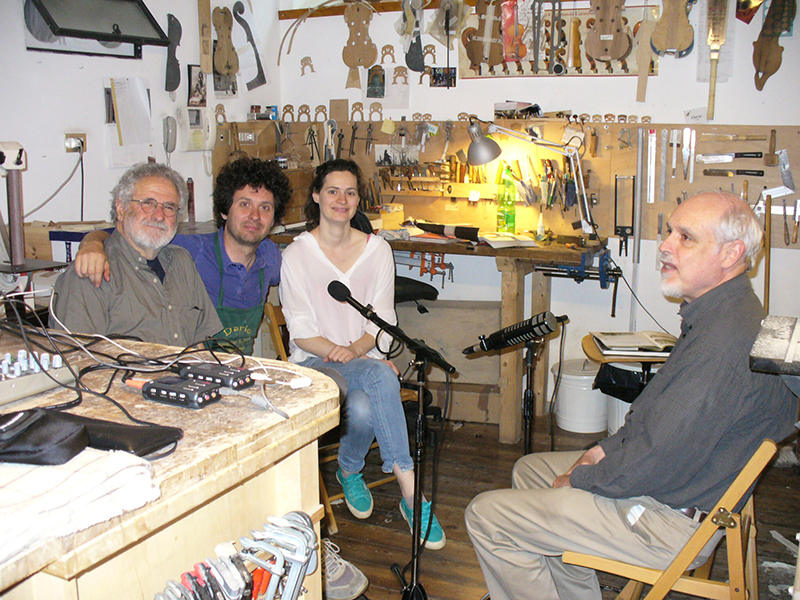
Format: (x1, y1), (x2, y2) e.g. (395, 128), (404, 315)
(0, 335), (340, 600)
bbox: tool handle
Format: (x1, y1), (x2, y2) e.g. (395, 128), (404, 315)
(707, 56), (719, 121)
(735, 169), (765, 176)
(734, 152), (763, 158)
(764, 195), (771, 313)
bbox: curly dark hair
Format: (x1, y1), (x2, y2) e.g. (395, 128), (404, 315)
(304, 159), (367, 230)
(213, 157), (291, 228)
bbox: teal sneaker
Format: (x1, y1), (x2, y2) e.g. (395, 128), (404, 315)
(336, 468), (373, 519)
(399, 498), (446, 550)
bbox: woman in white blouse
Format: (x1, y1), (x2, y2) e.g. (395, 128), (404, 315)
(280, 159), (445, 550)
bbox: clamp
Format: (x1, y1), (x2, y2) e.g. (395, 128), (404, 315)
(534, 249), (623, 316)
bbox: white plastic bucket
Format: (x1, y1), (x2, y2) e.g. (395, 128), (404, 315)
(551, 359), (606, 433)
(605, 362), (660, 435)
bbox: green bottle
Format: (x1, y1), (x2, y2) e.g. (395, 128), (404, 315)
(496, 167), (517, 233)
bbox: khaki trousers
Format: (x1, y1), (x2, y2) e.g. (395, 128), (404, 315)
(465, 451), (700, 600)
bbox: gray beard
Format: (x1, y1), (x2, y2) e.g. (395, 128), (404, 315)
(659, 276), (683, 299)
(129, 221), (175, 252)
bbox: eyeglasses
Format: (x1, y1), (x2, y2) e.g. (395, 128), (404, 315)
(130, 198), (180, 217)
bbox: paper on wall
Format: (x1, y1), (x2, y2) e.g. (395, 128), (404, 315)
(110, 77), (152, 146)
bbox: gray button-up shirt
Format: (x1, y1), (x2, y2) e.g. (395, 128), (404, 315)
(571, 274), (797, 511)
(51, 229), (222, 347)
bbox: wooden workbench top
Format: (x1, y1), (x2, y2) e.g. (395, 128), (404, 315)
(271, 231), (601, 266)
(0, 334), (340, 591)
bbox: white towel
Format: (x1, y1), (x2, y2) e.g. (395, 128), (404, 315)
(0, 448), (160, 568)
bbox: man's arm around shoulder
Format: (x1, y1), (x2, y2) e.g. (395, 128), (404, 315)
(74, 229), (111, 287)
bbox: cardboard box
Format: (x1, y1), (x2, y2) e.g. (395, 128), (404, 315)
(24, 221), (112, 262)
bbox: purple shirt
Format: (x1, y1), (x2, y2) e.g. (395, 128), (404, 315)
(172, 228), (281, 311)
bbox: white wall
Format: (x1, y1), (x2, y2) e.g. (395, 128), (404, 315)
(277, 2), (800, 125)
(2, 0), (798, 386)
(0, 0), (282, 225)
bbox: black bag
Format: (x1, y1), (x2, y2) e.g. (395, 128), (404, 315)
(0, 409), (89, 465)
(0, 409), (183, 466)
(593, 363), (646, 404)
(55, 412), (183, 457)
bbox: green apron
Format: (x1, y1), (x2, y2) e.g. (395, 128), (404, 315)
(214, 233), (264, 355)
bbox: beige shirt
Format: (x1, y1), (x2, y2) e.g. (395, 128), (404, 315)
(51, 230), (222, 347)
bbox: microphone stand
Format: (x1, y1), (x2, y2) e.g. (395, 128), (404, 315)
(523, 339), (545, 455)
(372, 321), (453, 600)
(392, 350), (432, 600)
(331, 288), (455, 600)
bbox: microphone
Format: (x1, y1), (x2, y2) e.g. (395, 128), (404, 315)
(327, 280), (456, 373)
(462, 311), (566, 355)
(327, 280), (376, 319)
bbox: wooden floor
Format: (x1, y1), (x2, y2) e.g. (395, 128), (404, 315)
(320, 420), (800, 600)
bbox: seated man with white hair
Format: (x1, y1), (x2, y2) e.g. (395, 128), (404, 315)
(51, 162), (221, 347)
(465, 191), (798, 600)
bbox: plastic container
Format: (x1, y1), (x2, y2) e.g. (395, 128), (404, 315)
(551, 359), (606, 433)
(606, 362), (660, 435)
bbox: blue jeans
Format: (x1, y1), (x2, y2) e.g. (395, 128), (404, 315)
(299, 357), (413, 474)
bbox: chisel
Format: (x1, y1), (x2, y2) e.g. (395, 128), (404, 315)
(695, 152), (763, 163)
(700, 134), (767, 141)
(703, 169), (765, 177)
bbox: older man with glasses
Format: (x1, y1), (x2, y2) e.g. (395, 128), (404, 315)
(50, 162), (222, 347)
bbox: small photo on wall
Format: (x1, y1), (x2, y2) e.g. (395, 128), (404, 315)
(188, 64), (207, 106)
(431, 68), (456, 88)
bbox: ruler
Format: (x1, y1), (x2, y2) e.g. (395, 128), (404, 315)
(670, 129), (680, 178)
(647, 129), (657, 203)
(659, 129), (668, 202)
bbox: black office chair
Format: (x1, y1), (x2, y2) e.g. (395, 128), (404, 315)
(350, 211), (439, 313)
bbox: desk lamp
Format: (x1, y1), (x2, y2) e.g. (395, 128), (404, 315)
(466, 117), (596, 234)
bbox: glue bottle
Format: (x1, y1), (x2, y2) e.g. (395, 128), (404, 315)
(537, 212), (546, 238)
(496, 167), (517, 233)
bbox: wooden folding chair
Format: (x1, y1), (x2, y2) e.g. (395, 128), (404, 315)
(562, 438), (777, 600)
(263, 302), (399, 535)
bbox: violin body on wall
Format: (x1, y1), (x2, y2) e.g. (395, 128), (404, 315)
(212, 6), (239, 76)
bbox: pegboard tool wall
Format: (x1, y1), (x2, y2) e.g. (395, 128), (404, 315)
(212, 119), (800, 249)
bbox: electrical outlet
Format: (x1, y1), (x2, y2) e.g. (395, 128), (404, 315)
(65, 133), (87, 153)
(238, 131), (256, 144)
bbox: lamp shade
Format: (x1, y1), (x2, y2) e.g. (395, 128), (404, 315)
(467, 122), (502, 166)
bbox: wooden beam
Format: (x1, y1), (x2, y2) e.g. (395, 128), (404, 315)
(279, 0), (476, 21)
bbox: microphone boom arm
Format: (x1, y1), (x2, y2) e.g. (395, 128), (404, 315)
(337, 293), (456, 374)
